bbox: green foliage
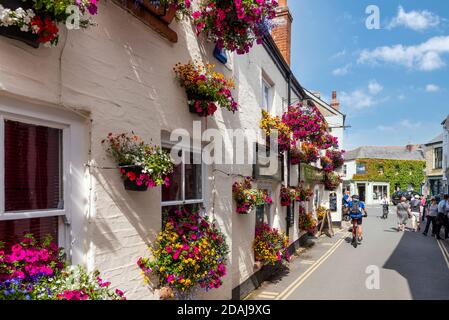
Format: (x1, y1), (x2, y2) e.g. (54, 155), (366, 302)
(352, 159), (425, 195)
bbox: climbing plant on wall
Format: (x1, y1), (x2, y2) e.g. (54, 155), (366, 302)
(352, 159), (426, 194)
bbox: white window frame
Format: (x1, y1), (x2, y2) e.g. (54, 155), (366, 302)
(434, 147), (443, 169)
(261, 75), (274, 114)
(0, 96), (87, 256)
(161, 140), (207, 208)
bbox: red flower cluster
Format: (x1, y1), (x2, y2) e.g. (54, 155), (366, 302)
(31, 16), (59, 45)
(193, 0), (278, 54)
(290, 142), (320, 165)
(320, 156), (334, 172)
(280, 186), (296, 207)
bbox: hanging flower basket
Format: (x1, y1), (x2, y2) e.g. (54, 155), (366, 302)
(192, 0), (278, 55)
(290, 142), (320, 165)
(0, 0), (98, 47)
(298, 209), (317, 235)
(326, 149), (345, 170)
(295, 184), (313, 202)
(323, 172), (342, 191)
(280, 186), (296, 207)
(232, 177), (272, 214)
(320, 156), (334, 172)
(102, 133), (174, 192)
(253, 223), (290, 265)
(174, 61), (238, 117)
(260, 110), (293, 153)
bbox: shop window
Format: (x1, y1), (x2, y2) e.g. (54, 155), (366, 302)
(0, 119), (65, 247)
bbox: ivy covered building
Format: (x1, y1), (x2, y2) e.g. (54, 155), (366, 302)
(342, 146), (425, 205)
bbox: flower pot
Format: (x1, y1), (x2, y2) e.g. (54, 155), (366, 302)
(0, 0), (40, 48)
(121, 166), (149, 192)
(158, 286), (174, 300)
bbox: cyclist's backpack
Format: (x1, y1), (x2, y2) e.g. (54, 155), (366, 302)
(351, 199), (360, 214)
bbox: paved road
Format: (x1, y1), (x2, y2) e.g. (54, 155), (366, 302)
(247, 206), (449, 300)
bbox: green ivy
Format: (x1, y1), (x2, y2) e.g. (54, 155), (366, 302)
(352, 159), (426, 195)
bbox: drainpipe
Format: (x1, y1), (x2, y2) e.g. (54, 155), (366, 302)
(286, 72), (292, 236)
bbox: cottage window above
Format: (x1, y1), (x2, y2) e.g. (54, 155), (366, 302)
(356, 163), (366, 174)
(434, 147), (443, 169)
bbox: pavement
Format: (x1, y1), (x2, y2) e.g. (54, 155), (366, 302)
(245, 206), (449, 300)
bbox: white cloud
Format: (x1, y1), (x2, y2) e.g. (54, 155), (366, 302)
(358, 36), (449, 71)
(388, 6), (440, 31)
(377, 125), (394, 131)
(332, 64), (351, 76)
(332, 50), (346, 59)
(400, 119), (422, 129)
(368, 80), (383, 95)
(340, 90), (375, 110)
(425, 84), (440, 92)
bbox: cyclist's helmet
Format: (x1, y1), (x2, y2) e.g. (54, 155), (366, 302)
(352, 195), (359, 200)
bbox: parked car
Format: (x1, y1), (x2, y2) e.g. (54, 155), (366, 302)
(391, 190), (422, 205)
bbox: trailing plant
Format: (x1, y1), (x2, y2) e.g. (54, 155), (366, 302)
(298, 210), (317, 235)
(0, 234), (125, 300)
(232, 177), (272, 214)
(351, 159), (426, 195)
(253, 223), (289, 265)
(173, 61), (238, 117)
(152, 0), (192, 20)
(0, 0), (97, 46)
(137, 207), (229, 299)
(102, 133), (173, 190)
(192, 0), (278, 54)
(290, 142), (319, 165)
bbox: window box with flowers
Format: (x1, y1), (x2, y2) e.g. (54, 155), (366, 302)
(192, 0), (278, 55)
(232, 177), (272, 215)
(137, 207), (229, 300)
(102, 133), (174, 192)
(173, 61), (238, 117)
(253, 223), (289, 266)
(0, 0), (98, 47)
(0, 234), (126, 300)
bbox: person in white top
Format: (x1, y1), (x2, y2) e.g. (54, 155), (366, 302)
(381, 194), (389, 219)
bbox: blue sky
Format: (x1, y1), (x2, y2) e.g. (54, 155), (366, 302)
(289, 0), (449, 150)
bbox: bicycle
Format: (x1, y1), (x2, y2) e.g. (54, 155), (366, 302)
(351, 213), (367, 248)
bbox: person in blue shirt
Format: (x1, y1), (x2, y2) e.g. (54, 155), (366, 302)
(348, 195), (368, 244)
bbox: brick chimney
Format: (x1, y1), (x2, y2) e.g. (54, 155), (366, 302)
(271, 0), (293, 66)
(330, 91), (340, 110)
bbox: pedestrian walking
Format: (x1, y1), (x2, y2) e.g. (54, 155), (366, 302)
(410, 195), (421, 232)
(423, 197), (438, 237)
(396, 196), (411, 232)
(435, 194), (449, 240)
(381, 194), (389, 219)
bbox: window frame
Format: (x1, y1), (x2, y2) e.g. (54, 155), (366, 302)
(0, 114), (71, 222)
(261, 76), (274, 114)
(434, 147), (443, 169)
(356, 163), (366, 175)
(161, 140), (207, 208)
(0, 96), (87, 257)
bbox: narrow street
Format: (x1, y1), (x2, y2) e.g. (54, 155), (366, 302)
(248, 206), (449, 300)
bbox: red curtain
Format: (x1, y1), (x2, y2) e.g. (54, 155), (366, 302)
(4, 120), (62, 212)
(0, 216), (59, 250)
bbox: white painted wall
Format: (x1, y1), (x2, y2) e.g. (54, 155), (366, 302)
(0, 0), (307, 300)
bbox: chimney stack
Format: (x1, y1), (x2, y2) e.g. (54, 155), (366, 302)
(331, 90), (340, 111)
(271, 0), (293, 66)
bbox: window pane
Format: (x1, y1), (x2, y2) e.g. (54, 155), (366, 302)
(0, 216), (59, 250)
(5, 120), (62, 212)
(161, 148), (182, 202)
(185, 152), (202, 200)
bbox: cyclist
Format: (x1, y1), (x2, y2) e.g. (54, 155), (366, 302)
(348, 195), (368, 244)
